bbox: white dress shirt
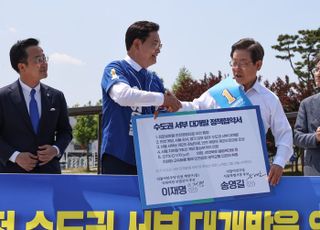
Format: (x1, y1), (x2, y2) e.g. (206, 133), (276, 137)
(180, 89), (219, 111)
(108, 55), (164, 107)
(180, 80), (293, 168)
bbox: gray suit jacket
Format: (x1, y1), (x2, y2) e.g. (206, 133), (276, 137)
(294, 93), (320, 172)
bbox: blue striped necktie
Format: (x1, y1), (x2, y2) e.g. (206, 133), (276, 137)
(139, 68), (147, 89)
(29, 89), (39, 133)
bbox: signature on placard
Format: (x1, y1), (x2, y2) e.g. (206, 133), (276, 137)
(246, 171), (267, 180)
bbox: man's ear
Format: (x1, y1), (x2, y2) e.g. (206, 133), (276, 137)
(256, 60), (263, 71)
(132, 38), (142, 50)
(17, 63), (26, 73)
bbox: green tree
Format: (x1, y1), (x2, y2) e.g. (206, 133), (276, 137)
(172, 67), (193, 92)
(272, 28), (320, 92)
(73, 101), (98, 172)
(172, 67), (197, 101)
(172, 67), (222, 101)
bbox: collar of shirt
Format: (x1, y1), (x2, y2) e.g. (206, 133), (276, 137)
(240, 77), (262, 95)
(19, 78), (42, 115)
(124, 55), (143, 72)
(19, 78), (41, 94)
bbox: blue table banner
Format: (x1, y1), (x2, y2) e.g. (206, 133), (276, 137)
(0, 175), (319, 229)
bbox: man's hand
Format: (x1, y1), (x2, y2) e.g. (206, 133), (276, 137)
(268, 164), (283, 186)
(316, 127), (320, 142)
(15, 152), (38, 172)
(162, 91), (182, 112)
(37, 145), (58, 166)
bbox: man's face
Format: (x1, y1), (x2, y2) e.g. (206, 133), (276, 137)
(313, 61), (320, 88)
(136, 31), (162, 68)
(231, 49), (262, 91)
(19, 46), (48, 82)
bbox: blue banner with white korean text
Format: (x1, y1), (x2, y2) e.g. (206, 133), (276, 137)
(0, 174), (319, 229)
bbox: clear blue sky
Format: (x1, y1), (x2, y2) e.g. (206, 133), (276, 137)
(0, 0), (319, 106)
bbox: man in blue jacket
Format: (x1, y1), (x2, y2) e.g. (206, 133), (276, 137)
(101, 21), (181, 174)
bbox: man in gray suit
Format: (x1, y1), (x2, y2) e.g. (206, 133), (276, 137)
(294, 55), (320, 175)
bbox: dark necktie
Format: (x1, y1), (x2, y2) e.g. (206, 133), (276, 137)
(29, 89), (39, 133)
(139, 68), (147, 75)
(139, 68), (148, 89)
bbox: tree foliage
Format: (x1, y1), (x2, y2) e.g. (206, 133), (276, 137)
(172, 67), (223, 101)
(263, 76), (299, 112)
(73, 101), (99, 171)
(272, 28), (320, 89)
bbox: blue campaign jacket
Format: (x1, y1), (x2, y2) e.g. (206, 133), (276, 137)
(101, 60), (165, 165)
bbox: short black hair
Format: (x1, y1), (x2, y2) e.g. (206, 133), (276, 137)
(230, 38), (264, 63)
(10, 38), (39, 73)
(125, 21), (159, 51)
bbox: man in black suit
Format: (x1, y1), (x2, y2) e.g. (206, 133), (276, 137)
(0, 38), (72, 173)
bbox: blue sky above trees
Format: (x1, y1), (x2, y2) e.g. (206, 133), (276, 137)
(0, 0), (319, 106)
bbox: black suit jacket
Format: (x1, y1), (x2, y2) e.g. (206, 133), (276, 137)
(0, 80), (72, 173)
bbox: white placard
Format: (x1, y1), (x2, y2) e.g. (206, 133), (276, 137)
(132, 106), (270, 208)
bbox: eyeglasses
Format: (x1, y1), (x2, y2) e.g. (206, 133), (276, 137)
(229, 60), (253, 68)
(151, 42), (163, 50)
(33, 55), (49, 64)
(312, 67), (320, 74)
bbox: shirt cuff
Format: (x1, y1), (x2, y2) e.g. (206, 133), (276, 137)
(179, 101), (197, 112)
(53, 145), (61, 157)
(272, 158), (285, 169)
(272, 145), (293, 168)
(9, 151), (21, 163)
(156, 93), (165, 106)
